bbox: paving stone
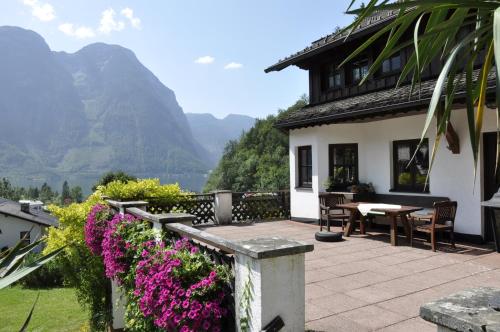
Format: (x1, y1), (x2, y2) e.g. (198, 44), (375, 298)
(339, 304), (407, 330)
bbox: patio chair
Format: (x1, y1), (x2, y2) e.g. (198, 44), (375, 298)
(319, 193), (350, 232)
(410, 201), (457, 252)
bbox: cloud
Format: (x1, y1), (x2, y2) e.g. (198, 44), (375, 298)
(58, 23), (95, 39)
(23, 0), (55, 22)
(98, 8), (125, 34)
(121, 7), (141, 29)
(224, 62), (243, 70)
(195, 56), (215, 64)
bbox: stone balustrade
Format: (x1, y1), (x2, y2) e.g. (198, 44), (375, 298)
(106, 199), (313, 332)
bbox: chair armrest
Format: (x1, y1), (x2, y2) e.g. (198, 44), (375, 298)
(319, 204), (330, 213)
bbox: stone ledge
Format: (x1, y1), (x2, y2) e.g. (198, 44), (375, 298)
(106, 200), (148, 209)
(420, 287), (500, 332)
(126, 207), (195, 224)
(233, 236), (314, 259)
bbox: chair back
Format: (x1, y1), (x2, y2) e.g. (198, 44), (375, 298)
(319, 193), (345, 208)
(432, 201), (457, 227)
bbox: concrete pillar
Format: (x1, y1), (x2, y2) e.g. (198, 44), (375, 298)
(234, 237), (313, 332)
(213, 190), (233, 225)
(111, 280), (126, 330)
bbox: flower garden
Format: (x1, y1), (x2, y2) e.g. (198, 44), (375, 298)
(83, 204), (233, 331)
(42, 179), (235, 331)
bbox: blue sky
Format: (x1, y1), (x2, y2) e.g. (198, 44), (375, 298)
(1, 0), (355, 119)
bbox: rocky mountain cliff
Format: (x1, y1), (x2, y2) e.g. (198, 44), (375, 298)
(0, 26), (210, 192)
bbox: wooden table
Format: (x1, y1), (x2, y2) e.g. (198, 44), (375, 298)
(337, 202), (423, 246)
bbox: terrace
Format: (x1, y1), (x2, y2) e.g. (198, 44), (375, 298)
(201, 220), (500, 331)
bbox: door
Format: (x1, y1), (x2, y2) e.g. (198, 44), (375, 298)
(483, 132), (500, 242)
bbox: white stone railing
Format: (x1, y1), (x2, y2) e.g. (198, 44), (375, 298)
(106, 200), (313, 332)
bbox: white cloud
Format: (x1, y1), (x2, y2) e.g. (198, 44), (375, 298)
(195, 56), (215, 64)
(224, 62), (243, 70)
(23, 0), (55, 22)
(98, 8), (125, 34)
(121, 7), (141, 29)
(58, 23), (95, 39)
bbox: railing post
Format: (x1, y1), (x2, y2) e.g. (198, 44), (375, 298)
(213, 190), (233, 225)
(233, 237), (313, 332)
(107, 200), (148, 215)
(106, 200), (148, 331)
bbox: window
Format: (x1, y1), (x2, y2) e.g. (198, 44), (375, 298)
(323, 64), (342, 90)
(329, 144), (358, 189)
(297, 146), (312, 188)
(352, 60), (369, 82)
(393, 139), (430, 192)
(20, 231), (31, 247)
(382, 54), (401, 74)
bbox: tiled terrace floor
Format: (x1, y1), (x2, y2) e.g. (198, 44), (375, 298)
(201, 220), (500, 332)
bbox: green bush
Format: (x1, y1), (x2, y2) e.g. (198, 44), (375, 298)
(18, 253), (65, 289)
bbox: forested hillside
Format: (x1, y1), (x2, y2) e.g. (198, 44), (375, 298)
(204, 97), (307, 192)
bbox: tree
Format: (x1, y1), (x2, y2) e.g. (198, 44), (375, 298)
(61, 181), (71, 205)
(70, 186), (83, 203)
(39, 183), (57, 204)
(344, 1), (500, 178)
(92, 171), (136, 191)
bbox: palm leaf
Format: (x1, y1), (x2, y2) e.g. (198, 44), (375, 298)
(0, 245), (65, 289)
(493, 7), (500, 174)
(18, 293), (39, 332)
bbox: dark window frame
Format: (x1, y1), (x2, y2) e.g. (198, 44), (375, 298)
(328, 144), (359, 190)
(381, 53), (402, 75)
(351, 59), (369, 83)
(297, 146), (313, 188)
(322, 63), (343, 91)
(392, 139), (430, 193)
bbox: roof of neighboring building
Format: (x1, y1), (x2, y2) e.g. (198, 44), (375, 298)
(275, 69), (496, 130)
(265, 9), (400, 73)
(0, 198), (58, 227)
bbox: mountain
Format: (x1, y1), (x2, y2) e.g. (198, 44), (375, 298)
(0, 26), (210, 192)
(186, 113), (255, 164)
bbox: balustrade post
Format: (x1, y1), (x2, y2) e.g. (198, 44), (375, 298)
(106, 200), (148, 331)
(233, 237), (313, 332)
(213, 190), (233, 225)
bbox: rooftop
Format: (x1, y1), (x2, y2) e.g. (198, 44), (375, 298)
(0, 198), (57, 227)
(203, 220), (500, 331)
(265, 9), (399, 73)
(275, 69), (496, 130)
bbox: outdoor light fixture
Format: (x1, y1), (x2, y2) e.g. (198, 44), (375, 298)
(481, 188), (500, 253)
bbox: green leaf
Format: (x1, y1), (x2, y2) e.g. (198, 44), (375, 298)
(18, 293), (39, 332)
(493, 7), (500, 174)
(0, 246), (65, 289)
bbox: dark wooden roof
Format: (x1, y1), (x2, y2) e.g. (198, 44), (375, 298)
(275, 69), (496, 130)
(0, 198), (58, 227)
(265, 9), (399, 73)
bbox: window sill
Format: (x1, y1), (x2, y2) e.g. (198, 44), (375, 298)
(390, 188), (430, 194)
(295, 186), (313, 192)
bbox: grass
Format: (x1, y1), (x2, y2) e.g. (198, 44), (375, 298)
(0, 286), (88, 332)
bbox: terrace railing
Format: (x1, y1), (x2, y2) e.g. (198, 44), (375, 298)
(146, 193), (216, 225)
(232, 191), (290, 221)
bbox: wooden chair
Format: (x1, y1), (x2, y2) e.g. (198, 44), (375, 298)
(319, 193), (350, 232)
(410, 201), (457, 252)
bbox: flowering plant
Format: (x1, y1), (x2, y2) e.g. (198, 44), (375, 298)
(84, 204), (113, 256)
(132, 238), (232, 332)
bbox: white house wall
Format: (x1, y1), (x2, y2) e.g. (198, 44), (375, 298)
(0, 214), (43, 250)
(289, 107), (498, 236)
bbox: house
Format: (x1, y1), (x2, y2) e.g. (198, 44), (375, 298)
(0, 198), (58, 251)
(265, 10), (497, 243)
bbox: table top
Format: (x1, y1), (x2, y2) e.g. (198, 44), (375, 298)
(337, 202), (423, 215)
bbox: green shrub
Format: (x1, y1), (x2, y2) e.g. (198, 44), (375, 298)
(18, 253), (65, 289)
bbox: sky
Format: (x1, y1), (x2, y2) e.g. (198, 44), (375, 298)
(0, 0), (355, 119)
